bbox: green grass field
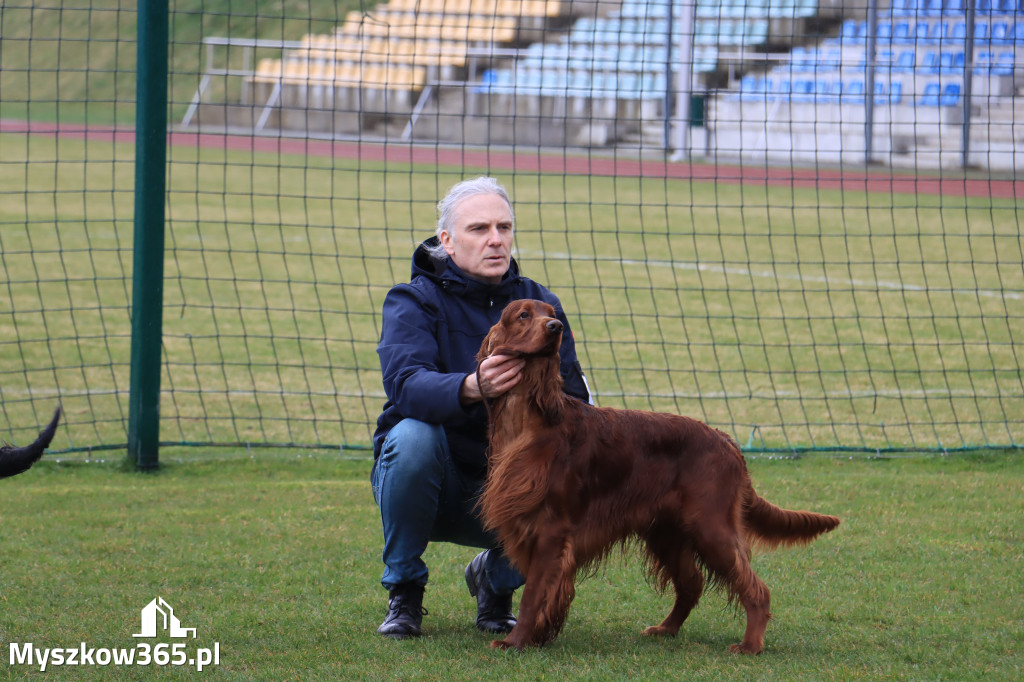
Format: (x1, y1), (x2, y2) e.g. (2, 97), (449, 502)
(1, 452), (1021, 680)
(1, 3), (1022, 679)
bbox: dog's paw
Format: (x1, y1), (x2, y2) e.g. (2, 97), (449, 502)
(729, 642), (763, 655)
(641, 625), (677, 637)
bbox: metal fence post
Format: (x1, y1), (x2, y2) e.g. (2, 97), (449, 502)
(864, 0), (879, 164)
(127, 0), (169, 469)
(961, 0), (977, 168)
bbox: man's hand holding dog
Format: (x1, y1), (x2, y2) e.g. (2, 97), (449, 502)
(461, 354), (525, 404)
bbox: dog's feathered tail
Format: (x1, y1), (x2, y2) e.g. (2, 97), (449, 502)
(0, 407), (62, 479)
(742, 484), (840, 551)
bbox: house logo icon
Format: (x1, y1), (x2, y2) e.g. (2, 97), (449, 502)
(132, 597), (197, 639)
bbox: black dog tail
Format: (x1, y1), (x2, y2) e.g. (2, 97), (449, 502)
(0, 406), (62, 479)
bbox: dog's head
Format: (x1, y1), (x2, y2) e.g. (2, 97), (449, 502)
(478, 299), (564, 362)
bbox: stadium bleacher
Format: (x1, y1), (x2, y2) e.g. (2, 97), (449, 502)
(711, 0), (1021, 169)
(236, 0), (1019, 164)
(247, 0), (572, 123)
(736, 0), (1022, 108)
(478, 0), (774, 106)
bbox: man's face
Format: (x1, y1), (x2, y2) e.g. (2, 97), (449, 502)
(440, 192), (514, 285)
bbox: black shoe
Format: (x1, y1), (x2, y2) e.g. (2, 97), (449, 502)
(465, 551), (517, 634)
(377, 583), (427, 639)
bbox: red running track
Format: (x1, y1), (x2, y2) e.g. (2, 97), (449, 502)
(3, 119), (1018, 200)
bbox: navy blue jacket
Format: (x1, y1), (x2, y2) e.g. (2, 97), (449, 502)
(373, 238), (590, 478)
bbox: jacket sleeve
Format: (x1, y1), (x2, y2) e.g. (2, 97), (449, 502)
(377, 285), (471, 424)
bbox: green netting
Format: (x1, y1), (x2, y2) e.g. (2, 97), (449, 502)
(1, 1), (1020, 457)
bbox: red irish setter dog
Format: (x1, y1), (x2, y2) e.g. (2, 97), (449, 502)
(476, 299), (839, 654)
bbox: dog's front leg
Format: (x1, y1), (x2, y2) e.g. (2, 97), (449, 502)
(491, 527), (576, 650)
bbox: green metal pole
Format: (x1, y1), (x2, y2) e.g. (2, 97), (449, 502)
(127, 0), (169, 470)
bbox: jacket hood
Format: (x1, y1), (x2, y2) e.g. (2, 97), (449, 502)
(411, 237), (523, 305)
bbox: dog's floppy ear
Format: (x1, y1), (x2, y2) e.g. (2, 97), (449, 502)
(477, 319), (502, 364)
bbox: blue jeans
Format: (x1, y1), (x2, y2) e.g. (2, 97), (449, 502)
(370, 418), (524, 595)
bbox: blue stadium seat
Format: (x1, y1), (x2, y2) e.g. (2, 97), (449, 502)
(590, 71), (617, 98)
(841, 19), (867, 42)
(939, 82), (960, 106)
(693, 46), (720, 72)
(974, 0), (1024, 13)
(921, 50), (965, 73)
(643, 44), (667, 66)
(518, 68), (543, 94)
(990, 22), (1012, 44)
(483, 68), (515, 94)
(976, 50), (1017, 75)
(621, 71), (644, 99)
(973, 21), (989, 43)
(790, 46), (815, 72)
(620, 0), (669, 19)
(991, 51), (1015, 75)
(919, 81), (961, 106)
(892, 21), (913, 43)
(739, 74), (759, 93)
(820, 47), (842, 71)
(944, 51), (965, 71)
(887, 81), (903, 104)
(790, 78), (815, 101)
(829, 79), (901, 105)
(914, 20), (948, 44)
(872, 80), (894, 105)
(732, 0), (762, 17)
(740, 74), (771, 98)
(894, 50), (916, 72)
(841, 79), (864, 101)
(694, 19), (719, 45)
(742, 19), (770, 46)
(918, 82), (941, 105)
(724, 0), (758, 19)
(568, 70), (590, 97)
(890, 0), (916, 15)
(793, 0), (819, 18)
(695, 0), (720, 19)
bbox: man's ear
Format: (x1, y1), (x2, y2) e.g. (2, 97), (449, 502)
(439, 229), (456, 257)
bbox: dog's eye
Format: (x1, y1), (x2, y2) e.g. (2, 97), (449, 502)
(519, 311), (531, 320)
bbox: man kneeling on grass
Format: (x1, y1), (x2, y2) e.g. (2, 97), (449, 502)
(370, 177), (591, 638)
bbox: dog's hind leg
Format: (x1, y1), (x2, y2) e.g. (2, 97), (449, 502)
(693, 523), (771, 654)
(641, 524), (704, 637)
(726, 557), (770, 654)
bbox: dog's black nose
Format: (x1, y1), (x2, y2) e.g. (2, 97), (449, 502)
(546, 319), (563, 335)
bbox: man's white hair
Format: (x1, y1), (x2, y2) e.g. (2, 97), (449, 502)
(427, 176), (515, 259)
